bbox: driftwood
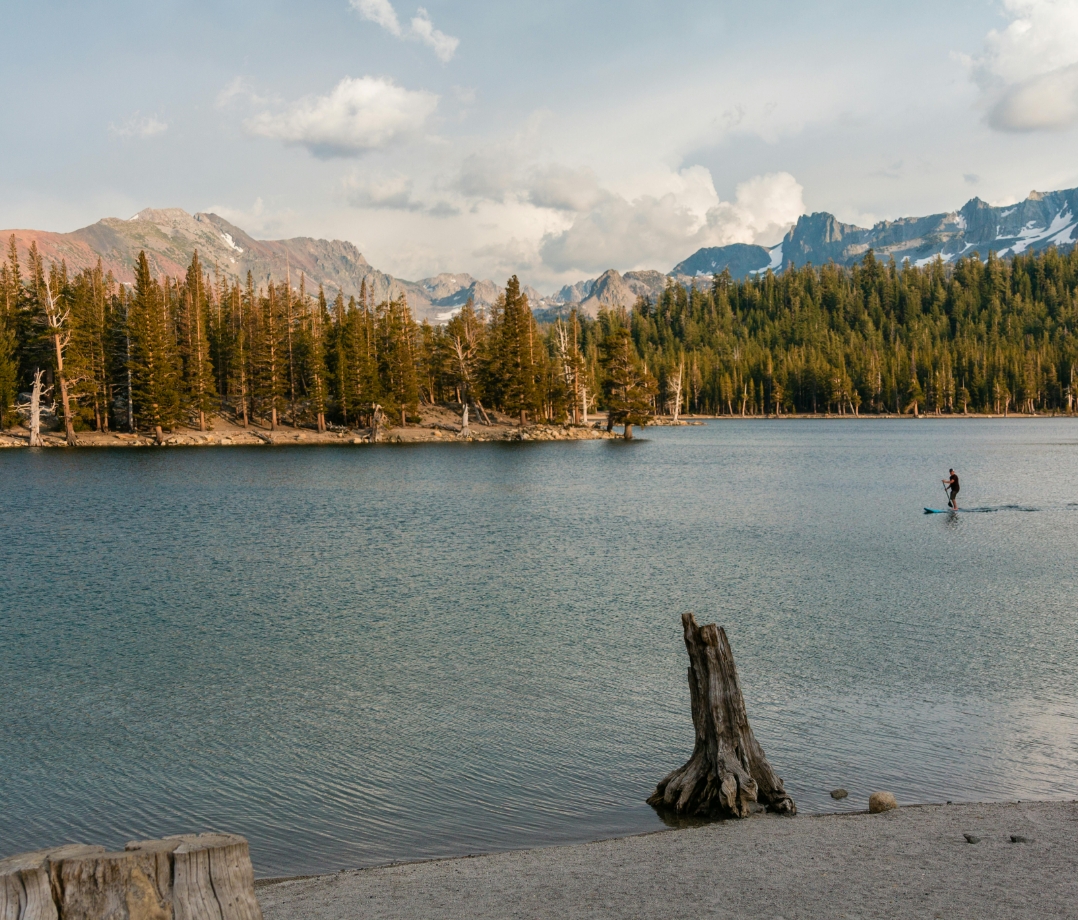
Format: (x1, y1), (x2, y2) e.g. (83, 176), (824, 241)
(648, 613), (796, 819)
(471, 400), (492, 426)
(0, 834), (261, 920)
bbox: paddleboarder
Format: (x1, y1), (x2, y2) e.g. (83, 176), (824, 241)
(943, 468), (960, 510)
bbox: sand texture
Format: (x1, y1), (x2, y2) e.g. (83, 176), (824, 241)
(258, 801), (1077, 920)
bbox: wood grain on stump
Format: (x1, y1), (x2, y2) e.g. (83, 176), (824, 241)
(0, 835), (261, 920)
(648, 613), (796, 819)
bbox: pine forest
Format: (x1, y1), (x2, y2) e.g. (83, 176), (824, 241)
(2, 238), (1078, 445)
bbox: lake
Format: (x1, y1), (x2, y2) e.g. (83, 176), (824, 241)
(2, 419), (1077, 876)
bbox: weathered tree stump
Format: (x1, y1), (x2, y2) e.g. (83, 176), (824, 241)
(0, 834), (262, 920)
(648, 613), (796, 819)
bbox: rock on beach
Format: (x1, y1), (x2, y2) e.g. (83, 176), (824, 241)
(869, 791), (898, 813)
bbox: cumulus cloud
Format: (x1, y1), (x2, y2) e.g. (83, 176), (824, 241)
(526, 165), (604, 212)
(703, 172), (805, 248)
(246, 76), (438, 157)
(349, 0), (459, 61)
(345, 172), (460, 216)
(457, 151), (519, 201)
(109, 113), (167, 139)
(967, 0), (1078, 131)
(538, 170), (804, 274)
(346, 172), (423, 210)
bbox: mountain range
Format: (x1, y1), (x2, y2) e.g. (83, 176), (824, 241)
(1, 208), (533, 324)
(5, 186), (1078, 321)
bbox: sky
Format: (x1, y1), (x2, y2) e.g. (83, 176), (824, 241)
(5, 0), (1078, 291)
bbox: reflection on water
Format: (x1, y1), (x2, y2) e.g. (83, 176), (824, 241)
(1, 420), (1077, 875)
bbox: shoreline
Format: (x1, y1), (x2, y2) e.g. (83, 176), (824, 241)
(1, 409), (1073, 449)
(257, 800), (1077, 920)
(0, 405), (618, 449)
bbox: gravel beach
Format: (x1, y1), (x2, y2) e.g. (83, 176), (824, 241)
(258, 801), (1077, 920)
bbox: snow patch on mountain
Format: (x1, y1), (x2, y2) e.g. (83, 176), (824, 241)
(1005, 211), (1075, 254)
(220, 232), (244, 254)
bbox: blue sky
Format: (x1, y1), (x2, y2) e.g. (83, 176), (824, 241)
(4, 1), (1078, 289)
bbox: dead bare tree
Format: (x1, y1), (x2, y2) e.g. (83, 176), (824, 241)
(42, 275), (79, 446)
(648, 613), (796, 819)
(554, 318), (578, 423)
(668, 356), (684, 422)
(28, 368), (45, 446)
(369, 403), (384, 443)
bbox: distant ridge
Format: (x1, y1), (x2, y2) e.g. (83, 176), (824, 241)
(7, 186), (1078, 322)
(551, 186), (1078, 317)
(671, 187), (1078, 281)
(0, 208), (515, 323)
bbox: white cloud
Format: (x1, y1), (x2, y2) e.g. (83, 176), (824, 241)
(409, 9), (459, 62)
(216, 76), (269, 109)
(538, 170), (804, 274)
(346, 172), (422, 210)
(109, 113), (168, 139)
(527, 165), (604, 212)
(968, 0), (1078, 131)
(351, 0), (402, 34)
(349, 0), (458, 61)
(245, 76), (438, 157)
(703, 172), (805, 248)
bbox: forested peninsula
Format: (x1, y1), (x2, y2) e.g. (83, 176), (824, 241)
(0, 239), (1076, 448)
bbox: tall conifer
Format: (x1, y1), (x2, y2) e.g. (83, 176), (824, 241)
(128, 251), (181, 439)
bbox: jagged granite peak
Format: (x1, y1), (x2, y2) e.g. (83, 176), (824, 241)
(553, 269), (666, 317)
(671, 243), (774, 279)
(658, 185), (1078, 288)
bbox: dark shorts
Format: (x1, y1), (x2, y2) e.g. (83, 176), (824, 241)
(949, 486), (960, 498)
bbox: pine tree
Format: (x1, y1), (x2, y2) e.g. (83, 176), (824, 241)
(179, 251), (216, 430)
(496, 276), (540, 424)
(0, 299), (16, 429)
(128, 251), (181, 440)
(377, 296), (418, 425)
(599, 318), (656, 439)
(252, 281), (285, 429)
(329, 289), (350, 424)
(305, 281), (329, 432)
(345, 294), (380, 425)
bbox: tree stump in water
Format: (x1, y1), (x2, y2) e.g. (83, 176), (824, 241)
(0, 834), (262, 920)
(648, 613), (796, 819)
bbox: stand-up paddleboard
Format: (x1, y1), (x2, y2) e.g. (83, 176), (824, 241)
(924, 507), (956, 514)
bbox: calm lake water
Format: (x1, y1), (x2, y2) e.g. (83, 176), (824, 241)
(2, 420), (1077, 875)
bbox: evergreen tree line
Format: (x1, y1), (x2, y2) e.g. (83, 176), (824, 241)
(630, 247), (1078, 416)
(4, 240), (1076, 442)
(0, 243), (643, 438)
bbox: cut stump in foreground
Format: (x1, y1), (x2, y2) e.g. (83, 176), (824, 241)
(648, 613), (796, 819)
(0, 834), (262, 920)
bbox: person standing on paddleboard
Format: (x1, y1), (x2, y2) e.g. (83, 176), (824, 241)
(943, 468), (960, 510)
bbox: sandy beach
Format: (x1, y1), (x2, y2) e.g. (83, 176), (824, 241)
(257, 801), (1077, 920)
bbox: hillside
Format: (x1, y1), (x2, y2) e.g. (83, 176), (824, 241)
(0, 208), (508, 323)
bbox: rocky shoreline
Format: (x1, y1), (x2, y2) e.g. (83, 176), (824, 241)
(0, 406), (619, 448)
